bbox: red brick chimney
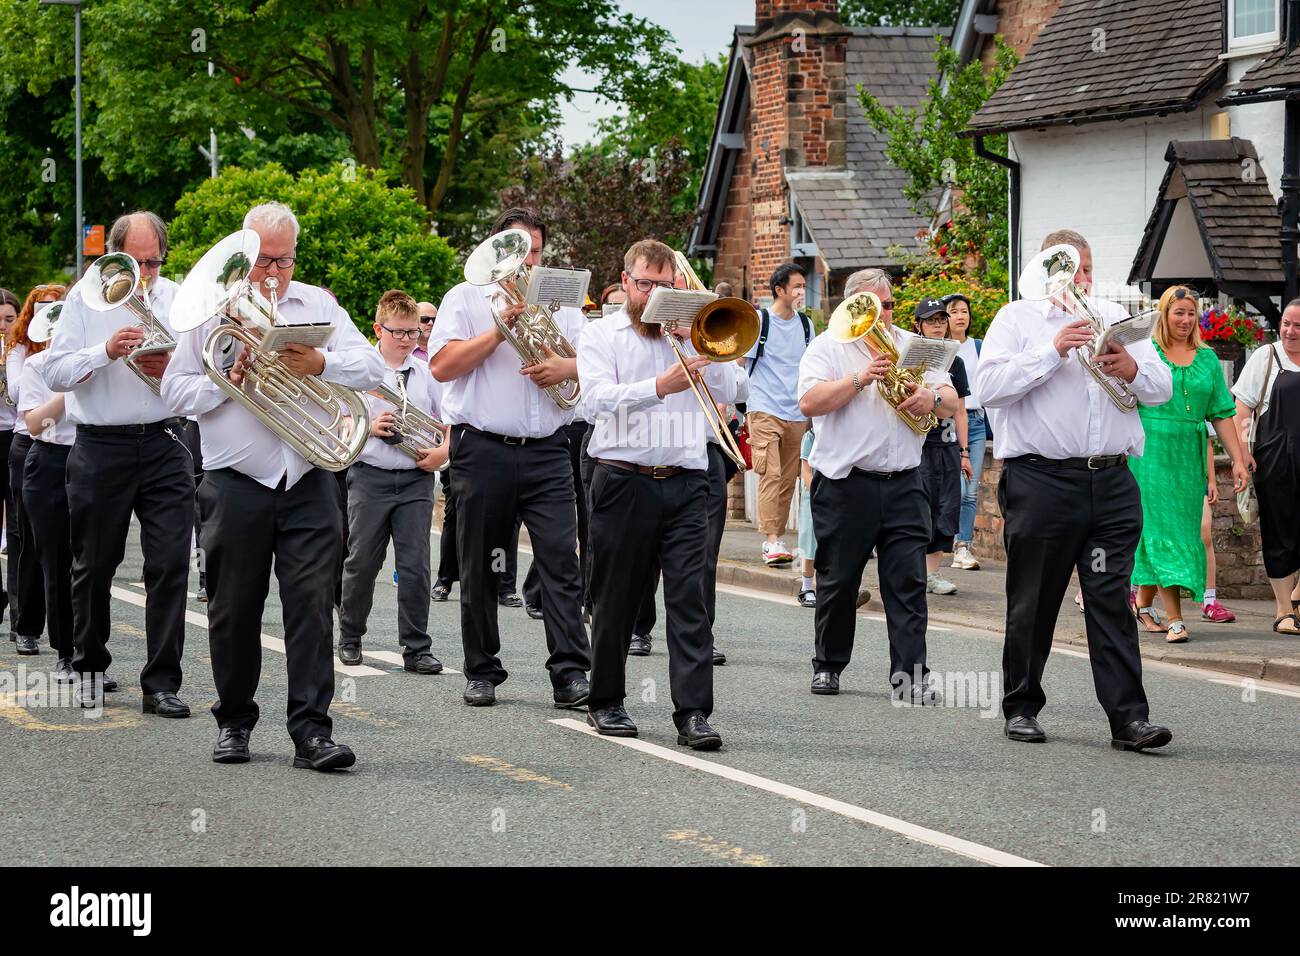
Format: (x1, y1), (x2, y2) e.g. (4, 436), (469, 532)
(746, 0), (848, 304)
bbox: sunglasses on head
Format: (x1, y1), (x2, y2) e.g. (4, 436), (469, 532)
(1172, 287), (1200, 301)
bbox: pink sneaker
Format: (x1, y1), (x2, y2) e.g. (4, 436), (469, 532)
(1201, 602), (1236, 624)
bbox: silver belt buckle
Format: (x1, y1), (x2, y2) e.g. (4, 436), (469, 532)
(1086, 455), (1111, 470)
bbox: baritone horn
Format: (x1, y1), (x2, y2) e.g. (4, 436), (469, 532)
(370, 378), (448, 467)
(828, 291), (936, 434)
(464, 228), (582, 409)
(81, 252), (175, 395)
(170, 230), (370, 471)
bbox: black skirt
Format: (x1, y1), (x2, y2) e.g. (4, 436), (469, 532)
(919, 442), (961, 553)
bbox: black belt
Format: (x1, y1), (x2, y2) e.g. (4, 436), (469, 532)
(598, 459), (690, 479)
(1010, 454), (1127, 471)
(853, 466), (917, 480)
(459, 424), (561, 446)
(76, 418), (182, 436)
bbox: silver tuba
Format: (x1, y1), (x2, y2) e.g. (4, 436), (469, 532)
(171, 230), (370, 471)
(1018, 243), (1139, 412)
(463, 228), (582, 409)
(27, 301), (65, 344)
(370, 377), (448, 466)
(81, 252), (175, 395)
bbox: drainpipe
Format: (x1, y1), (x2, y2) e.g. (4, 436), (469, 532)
(974, 135), (1021, 299)
(1281, 1), (1300, 306)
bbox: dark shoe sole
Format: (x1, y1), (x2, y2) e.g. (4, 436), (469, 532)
(553, 693), (589, 710)
(404, 663), (445, 674)
(431, 592), (450, 602)
(589, 723), (638, 737)
(292, 751), (356, 771)
(142, 702), (191, 718)
(628, 646), (651, 657)
(810, 685), (839, 696)
(1004, 730), (1047, 743)
(463, 695), (496, 707)
(677, 733), (722, 750)
(212, 750), (250, 764)
(15, 646), (38, 656)
(1111, 729), (1172, 752)
(712, 653), (727, 666)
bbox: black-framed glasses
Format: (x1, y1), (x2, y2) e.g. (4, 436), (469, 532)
(879, 300), (895, 310)
(138, 257), (166, 270)
(628, 275), (674, 294)
(254, 255), (297, 269)
(380, 325), (421, 340)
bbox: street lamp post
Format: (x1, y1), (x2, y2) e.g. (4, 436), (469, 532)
(40, 0), (84, 275)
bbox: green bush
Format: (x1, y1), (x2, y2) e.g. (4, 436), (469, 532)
(168, 164), (458, 335)
(891, 270), (1008, 339)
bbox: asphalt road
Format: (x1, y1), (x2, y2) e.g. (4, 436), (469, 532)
(2, 529), (1297, 867)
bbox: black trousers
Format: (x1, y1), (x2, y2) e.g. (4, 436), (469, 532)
(999, 458), (1150, 733)
(0, 427), (12, 622)
(437, 463), (518, 594)
(7, 433), (43, 638)
(333, 468), (349, 608)
(67, 426), (194, 694)
(588, 465), (713, 725)
(200, 467), (339, 743)
(451, 426), (588, 688)
(178, 419), (205, 586)
(811, 467), (930, 684)
(522, 420), (591, 612)
(24, 442), (73, 659)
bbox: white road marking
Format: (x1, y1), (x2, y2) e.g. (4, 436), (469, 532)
(361, 648), (461, 675)
(1207, 677), (1300, 699)
(109, 585), (388, 677)
(550, 717), (1045, 868)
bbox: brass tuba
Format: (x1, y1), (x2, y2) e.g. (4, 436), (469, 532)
(81, 252), (176, 395)
(1018, 243), (1138, 412)
(170, 230), (370, 472)
(463, 228), (582, 409)
(828, 291), (937, 435)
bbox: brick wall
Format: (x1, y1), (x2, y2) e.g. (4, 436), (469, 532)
(978, 0), (1063, 66)
(971, 452), (1271, 599)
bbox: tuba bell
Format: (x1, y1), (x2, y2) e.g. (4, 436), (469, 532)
(828, 291), (937, 435)
(80, 252), (176, 396)
(27, 301), (65, 344)
(464, 228), (582, 409)
(170, 230), (370, 472)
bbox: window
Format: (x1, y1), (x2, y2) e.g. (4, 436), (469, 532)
(1228, 0), (1280, 50)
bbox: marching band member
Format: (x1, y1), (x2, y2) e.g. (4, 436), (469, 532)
(578, 238), (743, 749)
(0, 288), (19, 631)
(18, 331), (77, 681)
(978, 229), (1173, 751)
(162, 202), (384, 770)
(429, 207), (590, 709)
(798, 268), (958, 702)
(337, 290), (448, 672)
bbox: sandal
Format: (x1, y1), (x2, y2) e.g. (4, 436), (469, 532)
(1165, 620), (1189, 644)
(1135, 606), (1167, 633)
(1273, 614), (1300, 635)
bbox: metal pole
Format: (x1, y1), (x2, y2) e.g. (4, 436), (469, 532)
(74, 2), (83, 276)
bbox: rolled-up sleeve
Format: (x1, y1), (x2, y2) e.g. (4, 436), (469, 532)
(426, 285), (474, 359)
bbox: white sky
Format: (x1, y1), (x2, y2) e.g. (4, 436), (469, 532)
(557, 0), (754, 147)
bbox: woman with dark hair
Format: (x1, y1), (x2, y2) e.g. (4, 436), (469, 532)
(5, 284), (64, 653)
(0, 288), (19, 624)
(942, 292), (987, 570)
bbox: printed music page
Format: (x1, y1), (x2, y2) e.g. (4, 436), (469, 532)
(527, 267), (592, 309)
(641, 289), (716, 327)
(896, 335), (958, 373)
(259, 322), (335, 351)
(1094, 310), (1157, 354)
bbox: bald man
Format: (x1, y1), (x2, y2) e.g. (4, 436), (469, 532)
(415, 301), (436, 363)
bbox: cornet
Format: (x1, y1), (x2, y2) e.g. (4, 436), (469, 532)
(81, 252), (175, 396)
(829, 291), (937, 435)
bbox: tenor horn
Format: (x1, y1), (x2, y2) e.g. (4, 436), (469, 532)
(81, 252), (176, 395)
(828, 291), (936, 435)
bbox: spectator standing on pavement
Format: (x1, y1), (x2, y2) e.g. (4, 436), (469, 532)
(1199, 475), (1236, 623)
(944, 293), (987, 571)
(744, 263), (812, 566)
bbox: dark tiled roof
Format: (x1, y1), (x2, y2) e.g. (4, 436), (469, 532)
(966, 0), (1226, 135)
(1128, 139), (1283, 289)
(1227, 42), (1300, 100)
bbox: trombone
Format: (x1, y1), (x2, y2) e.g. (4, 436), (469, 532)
(81, 252), (176, 396)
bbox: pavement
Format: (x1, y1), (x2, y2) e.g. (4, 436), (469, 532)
(715, 522), (1300, 686)
(1, 521), (1297, 867)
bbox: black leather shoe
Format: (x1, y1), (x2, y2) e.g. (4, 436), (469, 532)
(15, 634), (38, 655)
(909, 683), (943, 706)
(525, 603), (544, 620)
(293, 736), (356, 771)
(142, 692), (191, 718)
(1111, 719), (1172, 752)
(338, 643), (362, 666)
(498, 593), (523, 608)
(431, 580), (451, 601)
(73, 678), (103, 709)
(102, 674), (118, 692)
(196, 586), (209, 603)
(587, 705), (637, 737)
(553, 677), (590, 709)
(404, 652), (444, 675)
(212, 728), (251, 764)
(628, 634), (651, 656)
(1004, 715), (1047, 743)
(712, 648), (727, 666)
(677, 712), (722, 750)
(810, 671), (839, 695)
(463, 679), (496, 706)
(54, 658), (75, 683)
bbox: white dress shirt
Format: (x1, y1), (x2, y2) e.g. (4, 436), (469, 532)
(357, 347), (443, 471)
(976, 297), (1173, 459)
(798, 327), (953, 480)
(578, 308), (745, 471)
(8, 343), (33, 438)
(708, 361), (750, 447)
(17, 350), (75, 447)
(161, 280), (385, 490)
(45, 275), (181, 426)
(427, 280), (583, 438)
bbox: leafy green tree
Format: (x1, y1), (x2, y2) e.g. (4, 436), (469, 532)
(859, 36), (1018, 282)
(167, 164), (459, 334)
(840, 0), (961, 27)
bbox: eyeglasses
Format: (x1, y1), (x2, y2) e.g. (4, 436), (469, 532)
(138, 258), (166, 270)
(879, 300), (895, 310)
(628, 275), (675, 294)
(380, 326), (421, 340)
(419, 316), (435, 325)
(920, 314), (949, 323)
(254, 255), (297, 269)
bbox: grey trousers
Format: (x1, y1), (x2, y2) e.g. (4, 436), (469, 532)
(339, 461), (436, 659)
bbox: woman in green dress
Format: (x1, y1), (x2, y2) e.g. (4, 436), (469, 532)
(1131, 286), (1251, 642)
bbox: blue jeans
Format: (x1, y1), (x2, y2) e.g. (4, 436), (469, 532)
(958, 410), (988, 545)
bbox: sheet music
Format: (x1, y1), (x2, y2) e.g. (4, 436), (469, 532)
(601, 303), (623, 317)
(641, 288), (716, 328)
(259, 322), (335, 352)
(1094, 310), (1157, 354)
(896, 334), (959, 373)
(526, 267), (591, 310)
(131, 341), (177, 357)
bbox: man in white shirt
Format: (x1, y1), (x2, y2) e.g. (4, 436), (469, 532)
(46, 212), (194, 716)
(337, 290), (448, 672)
(429, 207), (589, 710)
(798, 268), (959, 703)
(162, 201), (385, 771)
(579, 238), (746, 749)
(977, 228), (1174, 752)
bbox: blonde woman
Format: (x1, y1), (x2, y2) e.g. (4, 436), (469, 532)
(1130, 288), (1250, 642)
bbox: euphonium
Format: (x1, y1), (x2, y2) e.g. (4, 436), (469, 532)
(81, 252), (175, 396)
(370, 378), (448, 463)
(828, 291), (937, 435)
(464, 228), (581, 409)
(170, 230), (370, 472)
(1018, 243), (1138, 412)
